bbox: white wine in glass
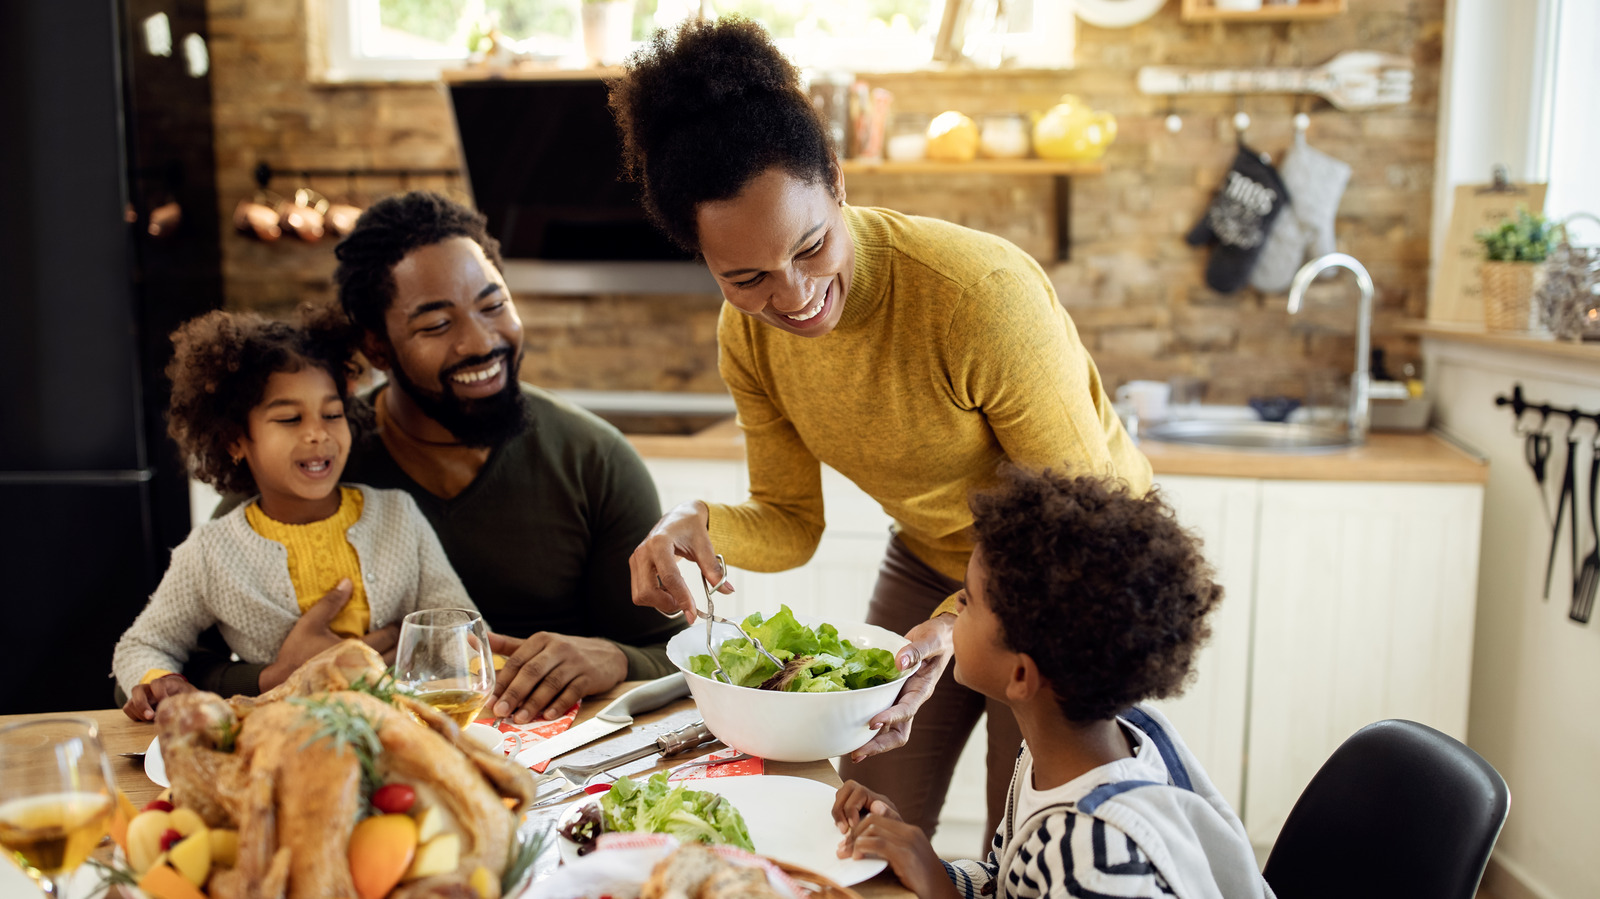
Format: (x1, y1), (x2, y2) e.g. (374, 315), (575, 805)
(0, 719), (115, 898)
(397, 608), (493, 728)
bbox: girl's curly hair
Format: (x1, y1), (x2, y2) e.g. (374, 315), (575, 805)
(165, 305), (365, 495)
(608, 17), (838, 252)
(969, 469), (1222, 723)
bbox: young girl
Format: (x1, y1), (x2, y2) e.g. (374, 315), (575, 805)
(113, 309), (475, 719)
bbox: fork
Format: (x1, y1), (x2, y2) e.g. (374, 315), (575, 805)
(1573, 442), (1600, 623)
(659, 554), (784, 682)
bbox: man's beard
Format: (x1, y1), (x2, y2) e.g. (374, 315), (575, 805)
(389, 346), (529, 449)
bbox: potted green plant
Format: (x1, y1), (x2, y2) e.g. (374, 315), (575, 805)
(1475, 206), (1555, 332)
(581, 0), (635, 67)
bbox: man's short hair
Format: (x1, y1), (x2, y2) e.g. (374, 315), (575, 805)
(332, 191), (504, 338)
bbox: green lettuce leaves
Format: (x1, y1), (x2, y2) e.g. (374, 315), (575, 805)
(599, 772), (755, 851)
(687, 605), (901, 692)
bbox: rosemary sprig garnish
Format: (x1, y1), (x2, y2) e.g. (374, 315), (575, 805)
(86, 857), (139, 896)
(348, 667), (411, 706)
(290, 696), (385, 797)
(212, 718), (240, 753)
(502, 823), (549, 894)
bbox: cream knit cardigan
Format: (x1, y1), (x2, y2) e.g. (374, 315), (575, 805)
(112, 485), (474, 695)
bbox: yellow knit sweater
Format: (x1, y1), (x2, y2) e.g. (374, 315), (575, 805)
(244, 486), (371, 638)
(706, 205), (1151, 584)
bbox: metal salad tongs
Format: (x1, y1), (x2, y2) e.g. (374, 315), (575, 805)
(659, 553), (783, 683)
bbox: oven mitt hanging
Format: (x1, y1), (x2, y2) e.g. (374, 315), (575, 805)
(1250, 131), (1352, 293)
(1187, 143), (1289, 293)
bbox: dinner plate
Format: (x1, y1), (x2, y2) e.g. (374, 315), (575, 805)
(557, 775), (886, 887)
(144, 736), (169, 788)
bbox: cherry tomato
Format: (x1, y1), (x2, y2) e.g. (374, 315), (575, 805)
(142, 799), (174, 813)
(371, 783), (416, 815)
(159, 828), (183, 851)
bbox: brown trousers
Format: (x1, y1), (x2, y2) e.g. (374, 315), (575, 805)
(838, 535), (1022, 848)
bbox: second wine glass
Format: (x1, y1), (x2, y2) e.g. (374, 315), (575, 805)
(395, 609), (493, 728)
(0, 718), (115, 899)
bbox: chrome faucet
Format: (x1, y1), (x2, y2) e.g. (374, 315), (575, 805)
(1286, 253), (1375, 444)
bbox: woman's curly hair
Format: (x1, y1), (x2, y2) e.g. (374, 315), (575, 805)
(608, 17), (838, 252)
(165, 306), (365, 496)
(969, 469), (1222, 723)
(333, 191), (503, 338)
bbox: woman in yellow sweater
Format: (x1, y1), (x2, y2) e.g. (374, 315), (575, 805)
(615, 18), (1150, 840)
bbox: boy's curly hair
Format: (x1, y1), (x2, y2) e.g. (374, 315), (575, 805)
(165, 306), (364, 496)
(969, 469), (1222, 723)
(332, 191), (504, 338)
(608, 17), (838, 252)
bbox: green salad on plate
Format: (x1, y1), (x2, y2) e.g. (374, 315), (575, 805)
(598, 772), (754, 851)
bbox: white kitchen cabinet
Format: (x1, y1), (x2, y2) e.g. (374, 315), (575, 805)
(1243, 480), (1483, 849)
(1143, 475), (1260, 811)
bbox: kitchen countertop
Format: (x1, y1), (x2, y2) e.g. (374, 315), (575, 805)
(625, 421), (1489, 483)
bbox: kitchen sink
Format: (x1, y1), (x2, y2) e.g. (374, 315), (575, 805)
(1143, 420), (1359, 453)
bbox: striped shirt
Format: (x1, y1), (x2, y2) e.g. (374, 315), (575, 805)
(942, 706), (1270, 899)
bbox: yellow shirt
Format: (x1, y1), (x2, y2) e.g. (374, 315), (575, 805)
(707, 205), (1151, 584)
(244, 486), (371, 638)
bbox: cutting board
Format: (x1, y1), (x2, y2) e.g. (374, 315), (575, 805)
(1431, 181), (1547, 324)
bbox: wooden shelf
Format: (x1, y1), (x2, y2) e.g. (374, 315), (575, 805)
(1180, 0), (1346, 23)
(1394, 319), (1600, 365)
(839, 159), (1105, 176)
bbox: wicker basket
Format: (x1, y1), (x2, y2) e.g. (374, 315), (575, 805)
(1481, 261), (1545, 332)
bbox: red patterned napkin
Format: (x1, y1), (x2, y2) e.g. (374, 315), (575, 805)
(667, 747), (765, 780)
(470, 702), (580, 774)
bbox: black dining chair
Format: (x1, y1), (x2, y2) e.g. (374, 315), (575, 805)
(1262, 719), (1509, 899)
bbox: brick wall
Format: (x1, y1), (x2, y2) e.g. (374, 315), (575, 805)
(209, 0), (1439, 404)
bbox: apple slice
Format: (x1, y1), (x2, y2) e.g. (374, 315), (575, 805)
(209, 829), (239, 868)
(414, 805), (445, 844)
(126, 810), (172, 874)
(169, 831), (211, 887)
(403, 833), (461, 882)
(168, 807), (208, 840)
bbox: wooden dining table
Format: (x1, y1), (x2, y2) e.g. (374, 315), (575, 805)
(0, 682), (915, 899)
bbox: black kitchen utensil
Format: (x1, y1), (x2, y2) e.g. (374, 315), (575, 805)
(1573, 443), (1599, 624)
(1526, 428), (1553, 521)
(1544, 430), (1579, 600)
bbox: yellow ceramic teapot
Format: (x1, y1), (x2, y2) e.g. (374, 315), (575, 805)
(1032, 95), (1117, 162)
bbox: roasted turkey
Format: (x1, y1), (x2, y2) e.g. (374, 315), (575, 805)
(155, 640), (538, 899)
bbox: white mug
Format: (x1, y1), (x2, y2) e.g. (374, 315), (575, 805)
(1115, 380), (1171, 423)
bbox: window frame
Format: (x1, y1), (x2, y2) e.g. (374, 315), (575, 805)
(314, 0), (1072, 83)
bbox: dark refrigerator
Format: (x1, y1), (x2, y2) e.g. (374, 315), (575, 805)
(0, 0), (223, 714)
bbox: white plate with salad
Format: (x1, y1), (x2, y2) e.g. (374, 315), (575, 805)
(557, 774), (887, 887)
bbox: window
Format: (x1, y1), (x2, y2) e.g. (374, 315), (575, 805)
(318, 0), (1071, 82)
(1540, 0), (1600, 243)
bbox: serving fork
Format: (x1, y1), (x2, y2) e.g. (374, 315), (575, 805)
(658, 553), (784, 683)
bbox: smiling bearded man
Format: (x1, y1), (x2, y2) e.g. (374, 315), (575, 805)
(184, 192), (683, 724)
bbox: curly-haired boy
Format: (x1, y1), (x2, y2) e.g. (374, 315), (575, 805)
(834, 469), (1272, 899)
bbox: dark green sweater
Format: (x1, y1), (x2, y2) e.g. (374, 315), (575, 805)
(189, 384), (683, 697)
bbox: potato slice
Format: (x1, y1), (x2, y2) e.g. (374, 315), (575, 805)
(209, 829), (239, 868)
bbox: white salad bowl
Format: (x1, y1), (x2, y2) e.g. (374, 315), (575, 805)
(665, 612), (918, 762)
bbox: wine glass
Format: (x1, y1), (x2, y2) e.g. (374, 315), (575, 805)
(0, 719), (115, 898)
(395, 609), (494, 728)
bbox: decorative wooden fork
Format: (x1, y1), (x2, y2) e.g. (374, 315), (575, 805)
(1138, 50), (1414, 111)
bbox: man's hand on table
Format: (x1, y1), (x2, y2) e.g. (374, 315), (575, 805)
(833, 780), (959, 899)
(850, 613), (955, 763)
(122, 674), (196, 722)
(488, 632), (629, 724)
(258, 579), (400, 692)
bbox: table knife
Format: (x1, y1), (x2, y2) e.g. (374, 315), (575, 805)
(514, 672), (690, 768)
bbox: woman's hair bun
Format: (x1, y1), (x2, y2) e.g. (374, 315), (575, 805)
(621, 17), (801, 151)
